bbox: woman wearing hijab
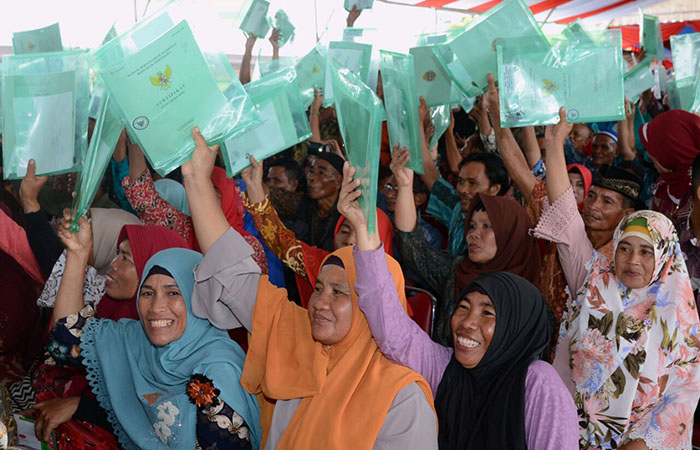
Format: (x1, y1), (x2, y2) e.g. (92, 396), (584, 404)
(26, 217), (190, 448)
(336, 162), (578, 449)
(533, 109), (700, 449)
(640, 109), (700, 223)
(567, 164), (592, 211)
(391, 148), (541, 345)
(241, 155), (394, 307)
(41, 245), (261, 449)
(183, 128), (437, 449)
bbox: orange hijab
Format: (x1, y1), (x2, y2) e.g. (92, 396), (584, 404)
(241, 246), (435, 449)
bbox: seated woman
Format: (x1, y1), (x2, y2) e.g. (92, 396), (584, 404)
(43, 240), (261, 449)
(183, 128), (437, 449)
(241, 154), (393, 306)
(27, 217), (190, 447)
(532, 108), (700, 449)
(391, 148), (541, 345)
(337, 162), (579, 449)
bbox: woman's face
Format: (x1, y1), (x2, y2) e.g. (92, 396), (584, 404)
(308, 265), (353, 346)
(138, 274), (188, 346)
(466, 210), (497, 264)
(105, 240), (139, 300)
(450, 292), (496, 369)
(334, 222), (356, 250)
(615, 236), (655, 289)
(568, 172), (586, 206)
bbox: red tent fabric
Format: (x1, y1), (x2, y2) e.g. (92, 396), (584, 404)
(609, 21), (700, 50)
(378, 0), (668, 24)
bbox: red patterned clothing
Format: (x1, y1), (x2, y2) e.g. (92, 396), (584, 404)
(122, 170), (268, 274)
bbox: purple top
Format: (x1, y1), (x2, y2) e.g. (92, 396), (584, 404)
(353, 246), (580, 450)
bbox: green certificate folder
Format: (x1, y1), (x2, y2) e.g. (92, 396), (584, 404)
(624, 60), (655, 103)
(323, 41), (372, 107)
(345, 0), (374, 10)
(71, 93), (124, 229)
(562, 20), (595, 46)
(640, 14), (665, 60)
(258, 56), (295, 78)
(671, 33), (700, 82)
(410, 45), (459, 107)
(380, 51), (423, 175)
(221, 68), (311, 176)
(274, 10), (295, 47)
(294, 43), (326, 108)
(240, 0), (271, 39)
(330, 61), (384, 234)
(97, 21), (240, 176)
(669, 78), (695, 111)
(497, 33), (625, 127)
(435, 0), (549, 96)
(12, 23), (63, 55)
(2, 49), (89, 180)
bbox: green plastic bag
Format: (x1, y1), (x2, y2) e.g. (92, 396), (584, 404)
(671, 33), (700, 82)
(669, 78), (695, 111)
(562, 20), (595, 46)
(93, 21), (248, 176)
(323, 41), (372, 107)
(429, 105), (451, 151)
(12, 23), (63, 55)
(330, 61), (384, 234)
(691, 77), (700, 114)
(2, 49), (89, 180)
(221, 68), (311, 176)
(88, 81), (106, 119)
(258, 56), (295, 78)
(294, 43), (326, 108)
(410, 44), (460, 107)
(434, 0), (549, 96)
(274, 10), (295, 47)
(497, 33), (624, 127)
(240, 0), (271, 39)
(345, 0), (374, 11)
(70, 93), (124, 229)
(640, 14), (665, 60)
(379, 51), (423, 175)
(624, 60), (655, 103)
(416, 33), (447, 46)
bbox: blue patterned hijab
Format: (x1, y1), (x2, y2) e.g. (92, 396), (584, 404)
(81, 248), (260, 449)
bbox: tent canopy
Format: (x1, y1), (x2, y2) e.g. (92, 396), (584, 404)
(378, 0), (667, 24)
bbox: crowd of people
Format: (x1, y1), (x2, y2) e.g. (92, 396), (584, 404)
(1, 5), (700, 450)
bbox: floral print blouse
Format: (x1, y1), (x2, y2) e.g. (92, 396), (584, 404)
(47, 306), (252, 450)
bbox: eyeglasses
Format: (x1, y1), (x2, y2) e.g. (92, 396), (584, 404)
(382, 183), (400, 193)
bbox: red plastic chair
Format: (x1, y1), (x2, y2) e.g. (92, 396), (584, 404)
(406, 286), (437, 338)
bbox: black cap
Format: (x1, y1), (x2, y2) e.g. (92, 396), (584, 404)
(315, 152), (345, 176)
(592, 164), (642, 202)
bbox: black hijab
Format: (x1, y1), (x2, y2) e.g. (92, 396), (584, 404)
(434, 272), (550, 450)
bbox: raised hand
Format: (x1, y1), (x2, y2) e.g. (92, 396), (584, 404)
(269, 28), (281, 54)
(418, 96), (429, 126)
(346, 4), (362, 28)
(19, 159), (48, 214)
(241, 155), (266, 203)
(244, 33), (257, 53)
(311, 87), (324, 114)
(544, 107), (573, 148)
(58, 209), (92, 258)
(181, 127), (219, 183)
(337, 162), (365, 233)
(390, 144), (413, 189)
(482, 73), (500, 127)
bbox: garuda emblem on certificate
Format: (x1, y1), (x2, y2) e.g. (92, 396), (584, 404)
(150, 65), (173, 90)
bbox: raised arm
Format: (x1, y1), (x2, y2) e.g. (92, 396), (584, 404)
(239, 34), (256, 85)
(418, 97), (439, 191)
(543, 108), (573, 204)
(52, 212), (92, 323)
(269, 28), (280, 61)
(184, 128), (262, 332)
(483, 74), (537, 203)
(309, 89), (323, 143)
(346, 4), (361, 28)
(392, 146), (417, 232)
(337, 162), (451, 393)
(444, 108), (462, 175)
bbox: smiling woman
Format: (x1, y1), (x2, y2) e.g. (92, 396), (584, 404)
(43, 248), (261, 450)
